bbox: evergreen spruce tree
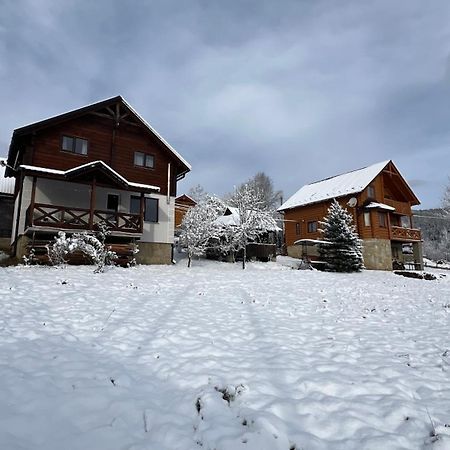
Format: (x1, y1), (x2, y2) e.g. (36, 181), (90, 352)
(319, 199), (364, 272)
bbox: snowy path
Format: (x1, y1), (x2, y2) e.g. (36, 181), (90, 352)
(0, 261), (449, 449)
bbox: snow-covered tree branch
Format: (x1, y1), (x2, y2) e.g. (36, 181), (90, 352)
(227, 184), (278, 269)
(179, 195), (226, 267)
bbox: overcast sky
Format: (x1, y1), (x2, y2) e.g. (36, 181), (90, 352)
(1, 0), (449, 208)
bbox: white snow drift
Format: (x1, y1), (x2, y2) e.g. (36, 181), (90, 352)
(0, 260), (449, 449)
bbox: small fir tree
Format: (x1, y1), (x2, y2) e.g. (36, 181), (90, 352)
(319, 199), (364, 272)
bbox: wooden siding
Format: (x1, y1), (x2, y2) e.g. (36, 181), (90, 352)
(174, 195), (197, 228)
(25, 115), (181, 196)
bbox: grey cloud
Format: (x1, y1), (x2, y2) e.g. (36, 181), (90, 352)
(1, 0), (449, 208)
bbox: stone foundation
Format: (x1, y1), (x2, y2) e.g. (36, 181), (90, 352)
(362, 239), (392, 270)
(13, 235), (30, 259)
(136, 242), (172, 265)
(0, 237), (11, 254)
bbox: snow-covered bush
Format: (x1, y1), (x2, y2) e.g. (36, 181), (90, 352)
(319, 199), (364, 272)
(47, 229), (117, 273)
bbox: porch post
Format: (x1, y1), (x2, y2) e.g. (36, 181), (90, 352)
(29, 176), (37, 226)
(89, 177), (96, 229)
(140, 192), (145, 232)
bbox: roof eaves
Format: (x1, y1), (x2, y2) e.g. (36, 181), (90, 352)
(121, 98), (192, 171)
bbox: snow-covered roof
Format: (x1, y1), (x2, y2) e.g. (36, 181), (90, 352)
(215, 207), (281, 231)
(0, 158), (15, 195)
(294, 239), (331, 245)
(365, 202), (395, 211)
(279, 160), (390, 211)
(20, 161), (160, 192)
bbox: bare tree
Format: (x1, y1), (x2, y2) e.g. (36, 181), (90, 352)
(443, 176), (450, 214)
(227, 172), (282, 212)
(188, 184), (208, 203)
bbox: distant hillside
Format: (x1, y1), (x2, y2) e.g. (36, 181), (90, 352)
(413, 209), (450, 261)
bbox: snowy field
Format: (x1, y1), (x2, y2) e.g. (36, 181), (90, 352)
(0, 259), (450, 450)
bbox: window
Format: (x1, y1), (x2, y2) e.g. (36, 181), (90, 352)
(134, 151), (154, 168)
(144, 197), (159, 222)
(62, 135), (88, 155)
(400, 215), (410, 228)
(364, 211), (371, 226)
(107, 194), (119, 211)
(295, 223), (300, 235)
(367, 184), (375, 198)
(130, 195), (140, 215)
(378, 212), (387, 228)
(307, 221), (317, 233)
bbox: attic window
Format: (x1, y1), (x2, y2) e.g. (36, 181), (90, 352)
(62, 135), (88, 155)
(134, 151), (154, 169)
(367, 184), (375, 198)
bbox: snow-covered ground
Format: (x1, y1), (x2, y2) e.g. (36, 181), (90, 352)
(0, 260), (450, 450)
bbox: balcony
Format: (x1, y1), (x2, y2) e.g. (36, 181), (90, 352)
(26, 203), (143, 234)
(391, 226), (421, 241)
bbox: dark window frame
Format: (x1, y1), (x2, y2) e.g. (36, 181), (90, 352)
(107, 194), (120, 212)
(61, 134), (88, 156)
(134, 151), (155, 169)
(378, 212), (387, 228)
(295, 223), (300, 235)
(307, 221), (318, 233)
(144, 197), (159, 223)
(130, 195), (141, 215)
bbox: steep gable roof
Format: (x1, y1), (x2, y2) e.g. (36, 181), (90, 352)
(6, 96), (191, 176)
(278, 160), (419, 211)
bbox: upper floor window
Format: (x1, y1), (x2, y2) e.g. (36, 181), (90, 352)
(367, 184), (375, 198)
(62, 135), (88, 155)
(307, 221), (318, 233)
(134, 151), (154, 168)
(364, 211), (371, 226)
(295, 223), (300, 235)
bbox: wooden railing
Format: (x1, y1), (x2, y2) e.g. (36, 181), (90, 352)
(391, 226), (421, 241)
(27, 203), (142, 234)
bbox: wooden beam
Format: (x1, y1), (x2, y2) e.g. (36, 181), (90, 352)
(89, 177), (96, 229)
(140, 192), (145, 232)
(89, 112), (116, 120)
(29, 176), (37, 226)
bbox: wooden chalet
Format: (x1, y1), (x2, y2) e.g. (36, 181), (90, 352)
(174, 194), (197, 229)
(4, 96), (191, 264)
(278, 160), (423, 270)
